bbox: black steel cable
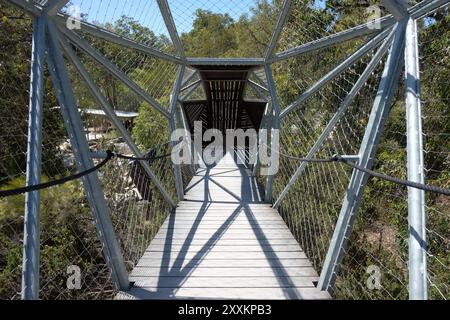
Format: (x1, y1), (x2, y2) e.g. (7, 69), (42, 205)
(279, 151), (450, 196)
(334, 155), (450, 196)
(0, 151), (114, 198)
(2, 148), (448, 197)
(0, 150), (172, 198)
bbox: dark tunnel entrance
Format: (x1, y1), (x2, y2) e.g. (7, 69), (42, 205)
(181, 66), (267, 164)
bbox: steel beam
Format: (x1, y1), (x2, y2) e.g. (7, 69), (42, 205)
(181, 79), (201, 92)
(248, 81), (270, 101)
(59, 36), (177, 209)
(405, 17), (427, 300)
(179, 81), (201, 101)
(169, 65), (186, 201)
(178, 104), (196, 175)
(53, 14), (183, 64)
(318, 21), (407, 292)
(382, 0), (409, 21)
(263, 64), (281, 203)
(280, 27), (393, 119)
(411, 0), (450, 19)
(21, 16), (46, 301)
(46, 21), (129, 290)
(274, 30), (393, 209)
(265, 0), (293, 60)
(252, 102), (271, 177)
(271, 16), (395, 63)
(58, 26), (170, 118)
(187, 58), (265, 66)
(248, 79), (269, 93)
(44, 0), (69, 16)
(157, 0), (185, 59)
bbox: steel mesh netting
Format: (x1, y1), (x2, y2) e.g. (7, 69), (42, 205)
(332, 81), (410, 299)
(0, 1), (184, 299)
(0, 2), (114, 300)
(184, 84), (206, 101)
(174, 103), (197, 189)
(334, 7), (449, 300)
(253, 101), (273, 191)
(244, 68), (268, 101)
(180, 71), (206, 101)
(243, 84), (259, 101)
(72, 31), (179, 107)
(59, 0), (176, 54)
(167, 0), (281, 58)
(416, 10), (449, 299)
(1, 0), (448, 302)
(63, 42), (179, 200)
(178, 69), (199, 102)
(276, 0), (385, 53)
(271, 36), (391, 298)
(61, 59), (176, 299)
(96, 143), (174, 271)
(63, 18), (199, 272)
(272, 35), (372, 110)
(271, 5), (450, 299)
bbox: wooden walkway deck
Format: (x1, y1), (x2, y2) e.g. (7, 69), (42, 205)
(117, 152), (330, 300)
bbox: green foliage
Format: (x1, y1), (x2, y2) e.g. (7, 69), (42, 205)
(0, 4), (63, 180)
(182, 9), (237, 57)
(132, 103), (169, 150)
(0, 177), (110, 299)
(181, 1), (278, 58)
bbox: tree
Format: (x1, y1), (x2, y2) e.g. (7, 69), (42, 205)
(181, 9), (237, 57)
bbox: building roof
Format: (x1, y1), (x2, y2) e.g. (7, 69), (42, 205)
(81, 108), (138, 119)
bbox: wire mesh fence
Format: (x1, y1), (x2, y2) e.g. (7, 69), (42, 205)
(0, 3), (112, 299)
(266, 2), (449, 300)
(98, 142), (174, 273)
(168, 0), (281, 58)
(60, 0), (176, 54)
(417, 10), (449, 299)
(0, 1), (183, 299)
(332, 5), (450, 300)
(276, 0), (384, 53)
(270, 34), (391, 299)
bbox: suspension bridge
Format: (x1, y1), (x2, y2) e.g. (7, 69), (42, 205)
(0, 0), (449, 300)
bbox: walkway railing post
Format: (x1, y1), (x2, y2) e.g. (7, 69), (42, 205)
(404, 16), (427, 300)
(169, 65), (186, 201)
(253, 102), (271, 177)
(46, 20), (129, 290)
(263, 64), (280, 202)
(178, 103), (196, 176)
(22, 16), (46, 300)
(318, 21), (407, 292)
